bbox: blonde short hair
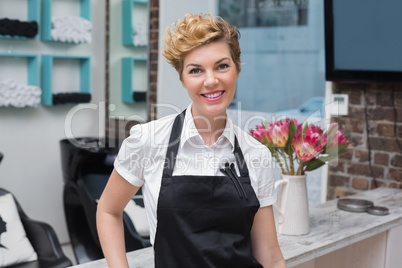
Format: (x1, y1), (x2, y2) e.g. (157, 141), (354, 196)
(162, 13), (241, 77)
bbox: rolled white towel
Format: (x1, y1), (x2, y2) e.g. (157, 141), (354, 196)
(52, 16), (66, 29)
(81, 32), (91, 44)
(0, 89), (10, 98)
(72, 34), (80, 44)
(133, 23), (148, 46)
(18, 85), (27, 95)
(51, 16), (92, 43)
(51, 29), (60, 41)
(52, 16), (92, 32)
(0, 84), (6, 95)
(10, 97), (19, 108)
(0, 79), (42, 107)
(70, 16), (92, 31)
(3, 98), (11, 107)
(4, 79), (17, 90)
(25, 95), (36, 107)
(9, 89), (18, 98)
(59, 32), (68, 42)
(31, 86), (41, 97)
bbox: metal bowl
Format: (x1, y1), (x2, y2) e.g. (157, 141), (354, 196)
(337, 198), (374, 212)
(366, 206), (389, 216)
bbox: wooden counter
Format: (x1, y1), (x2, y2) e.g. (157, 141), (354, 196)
(72, 187), (402, 268)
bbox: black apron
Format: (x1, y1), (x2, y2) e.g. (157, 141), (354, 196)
(154, 111), (262, 268)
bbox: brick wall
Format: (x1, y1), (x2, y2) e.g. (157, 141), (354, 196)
(327, 83), (402, 200)
(148, 0), (159, 121)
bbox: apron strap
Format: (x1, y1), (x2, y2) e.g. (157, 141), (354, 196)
(162, 109), (186, 178)
(234, 136), (249, 177)
(162, 109), (249, 178)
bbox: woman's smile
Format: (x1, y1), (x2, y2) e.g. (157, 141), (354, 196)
(201, 90), (225, 101)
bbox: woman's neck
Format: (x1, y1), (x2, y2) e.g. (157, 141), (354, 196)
(191, 109), (227, 146)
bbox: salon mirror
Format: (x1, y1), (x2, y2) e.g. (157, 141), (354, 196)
(107, 0), (217, 124)
(107, 0), (149, 123)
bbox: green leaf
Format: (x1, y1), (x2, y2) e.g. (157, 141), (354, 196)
(262, 135), (274, 154)
(302, 123), (308, 133)
(285, 120), (297, 155)
(338, 142), (351, 151)
(305, 158), (326, 172)
(325, 142), (351, 155)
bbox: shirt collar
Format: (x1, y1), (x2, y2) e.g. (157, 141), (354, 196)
(180, 103), (236, 152)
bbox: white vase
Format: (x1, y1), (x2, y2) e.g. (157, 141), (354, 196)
(274, 174), (310, 235)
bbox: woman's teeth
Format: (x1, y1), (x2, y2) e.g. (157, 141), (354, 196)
(203, 91), (223, 98)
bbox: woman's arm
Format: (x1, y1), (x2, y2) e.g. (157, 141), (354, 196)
(96, 169), (140, 268)
(251, 206), (287, 268)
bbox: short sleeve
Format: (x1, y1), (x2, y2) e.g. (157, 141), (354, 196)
(253, 147), (277, 207)
(114, 123), (149, 187)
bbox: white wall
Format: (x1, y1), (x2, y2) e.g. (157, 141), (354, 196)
(157, 0), (217, 118)
(0, 0), (106, 243)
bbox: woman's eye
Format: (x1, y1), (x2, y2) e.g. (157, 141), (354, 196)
(189, 68), (201, 74)
(217, 64), (229, 70)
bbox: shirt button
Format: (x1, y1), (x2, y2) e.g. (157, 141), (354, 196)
(205, 152), (213, 158)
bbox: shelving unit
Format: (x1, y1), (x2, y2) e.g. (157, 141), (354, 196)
(0, 0), (40, 39)
(122, 0), (148, 46)
(0, 53), (39, 86)
(41, 0), (91, 42)
(41, 55), (91, 105)
(121, 57), (147, 103)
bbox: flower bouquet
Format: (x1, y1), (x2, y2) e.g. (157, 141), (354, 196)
(250, 119), (352, 175)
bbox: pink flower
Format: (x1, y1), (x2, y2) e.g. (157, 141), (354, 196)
(269, 119), (290, 149)
(250, 125), (272, 146)
(326, 123), (351, 149)
(249, 118), (350, 175)
(292, 124), (328, 162)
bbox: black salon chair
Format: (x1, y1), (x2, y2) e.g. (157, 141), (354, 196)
(0, 188), (72, 268)
(60, 138), (150, 264)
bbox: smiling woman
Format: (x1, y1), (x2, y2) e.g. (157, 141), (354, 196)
(97, 13), (286, 268)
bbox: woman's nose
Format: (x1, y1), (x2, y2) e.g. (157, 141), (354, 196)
(204, 72), (218, 88)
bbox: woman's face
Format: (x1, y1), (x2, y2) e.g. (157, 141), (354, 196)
(181, 40), (239, 119)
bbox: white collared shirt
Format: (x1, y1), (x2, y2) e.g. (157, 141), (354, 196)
(114, 103), (276, 245)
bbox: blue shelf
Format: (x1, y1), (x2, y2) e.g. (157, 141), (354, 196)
(41, 0), (91, 42)
(0, 53), (39, 86)
(41, 55), (91, 105)
(122, 0), (148, 46)
(0, 0), (40, 40)
(121, 57), (147, 103)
